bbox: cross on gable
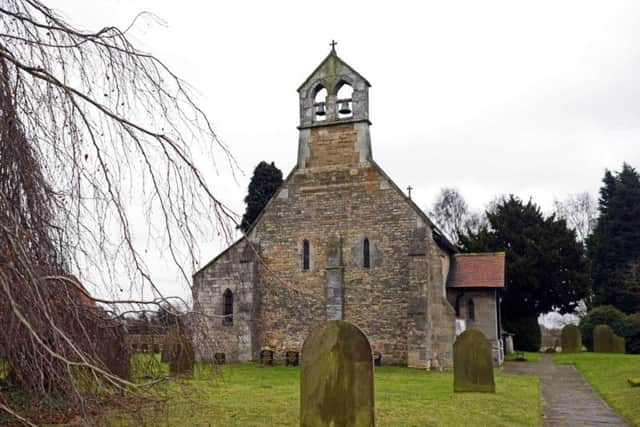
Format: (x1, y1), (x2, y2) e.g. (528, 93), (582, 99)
(330, 40), (337, 50)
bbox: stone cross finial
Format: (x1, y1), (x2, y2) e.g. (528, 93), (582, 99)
(407, 185), (413, 199)
(330, 40), (337, 51)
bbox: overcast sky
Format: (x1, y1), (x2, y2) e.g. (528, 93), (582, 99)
(47, 0), (640, 301)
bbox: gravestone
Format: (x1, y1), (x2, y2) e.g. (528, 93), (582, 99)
(561, 324), (582, 353)
(167, 333), (195, 376)
(286, 351), (299, 367)
(593, 324), (625, 354)
(300, 320), (375, 427)
(453, 329), (495, 393)
(613, 335), (626, 354)
(214, 352), (226, 365)
(260, 349), (274, 366)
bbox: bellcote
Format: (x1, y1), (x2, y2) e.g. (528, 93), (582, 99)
(297, 45), (371, 129)
(296, 44), (373, 170)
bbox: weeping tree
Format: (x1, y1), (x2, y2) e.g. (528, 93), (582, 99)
(0, 1), (235, 424)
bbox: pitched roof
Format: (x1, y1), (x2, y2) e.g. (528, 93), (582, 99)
(370, 160), (457, 253)
(193, 160), (459, 278)
(447, 252), (505, 288)
(297, 48), (371, 92)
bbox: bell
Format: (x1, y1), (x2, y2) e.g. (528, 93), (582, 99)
(338, 100), (352, 115)
(315, 102), (326, 116)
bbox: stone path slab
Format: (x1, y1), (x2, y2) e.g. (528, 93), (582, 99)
(502, 354), (628, 426)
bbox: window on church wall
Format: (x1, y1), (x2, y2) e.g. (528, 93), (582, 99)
(223, 289), (233, 326)
(313, 85), (327, 122)
(302, 239), (310, 271)
(336, 81), (353, 119)
(467, 298), (475, 322)
(363, 238), (370, 268)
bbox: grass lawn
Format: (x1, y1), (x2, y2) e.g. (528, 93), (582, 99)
(108, 361), (541, 427)
(553, 352), (640, 426)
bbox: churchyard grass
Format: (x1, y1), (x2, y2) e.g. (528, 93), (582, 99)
(522, 351), (541, 362)
(553, 352), (640, 426)
(108, 359), (541, 426)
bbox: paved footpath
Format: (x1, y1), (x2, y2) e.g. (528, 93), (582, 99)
(502, 354), (628, 427)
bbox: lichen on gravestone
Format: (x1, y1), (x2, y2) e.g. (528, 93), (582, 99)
(561, 324), (582, 353)
(453, 328), (495, 393)
(300, 320), (375, 427)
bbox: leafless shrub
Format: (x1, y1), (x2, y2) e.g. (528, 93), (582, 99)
(553, 192), (598, 243)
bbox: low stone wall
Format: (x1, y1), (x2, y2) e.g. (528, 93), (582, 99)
(127, 334), (168, 353)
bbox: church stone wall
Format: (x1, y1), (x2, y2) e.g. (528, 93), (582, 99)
(192, 241), (257, 363)
(192, 49), (466, 368)
(447, 289), (502, 365)
(247, 121), (456, 366)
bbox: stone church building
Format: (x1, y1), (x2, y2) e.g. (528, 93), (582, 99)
(193, 47), (505, 369)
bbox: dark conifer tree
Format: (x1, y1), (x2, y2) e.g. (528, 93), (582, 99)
(239, 161), (283, 232)
(587, 163), (640, 313)
(459, 195), (590, 350)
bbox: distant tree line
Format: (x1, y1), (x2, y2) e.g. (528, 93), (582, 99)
(429, 163), (640, 352)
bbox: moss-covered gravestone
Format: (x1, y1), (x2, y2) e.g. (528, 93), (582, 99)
(593, 324), (625, 354)
(300, 320), (375, 427)
(561, 324), (582, 353)
(453, 329), (495, 393)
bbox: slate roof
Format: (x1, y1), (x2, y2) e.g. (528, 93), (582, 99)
(447, 252), (505, 288)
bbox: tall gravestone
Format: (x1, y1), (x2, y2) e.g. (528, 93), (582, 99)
(453, 329), (495, 393)
(561, 324), (582, 353)
(300, 320), (375, 427)
(593, 324), (625, 354)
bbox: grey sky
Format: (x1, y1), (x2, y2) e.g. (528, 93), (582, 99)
(47, 0), (640, 301)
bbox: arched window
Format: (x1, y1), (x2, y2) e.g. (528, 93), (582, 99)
(302, 239), (310, 271)
(223, 289), (233, 326)
(336, 81), (353, 119)
(363, 238), (370, 269)
(467, 298), (475, 322)
(313, 85), (327, 122)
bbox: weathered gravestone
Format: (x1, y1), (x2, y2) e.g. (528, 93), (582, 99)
(613, 335), (626, 354)
(453, 329), (495, 393)
(214, 352), (226, 365)
(300, 320), (375, 427)
(593, 324), (625, 354)
(260, 349), (274, 366)
(286, 351), (299, 367)
(166, 330), (194, 376)
(561, 324), (582, 353)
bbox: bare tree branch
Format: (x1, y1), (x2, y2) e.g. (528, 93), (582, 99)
(0, 0), (237, 423)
